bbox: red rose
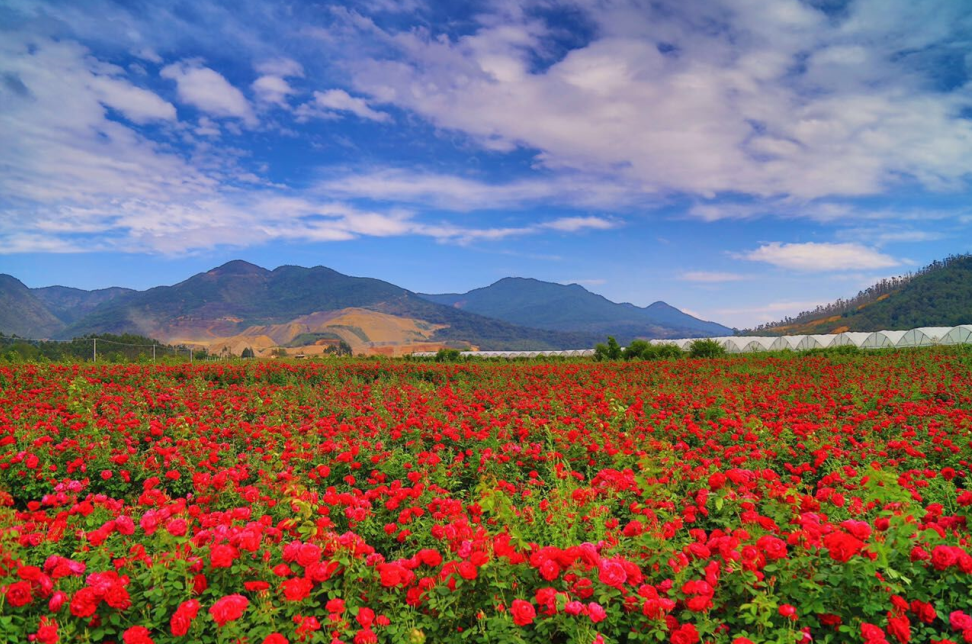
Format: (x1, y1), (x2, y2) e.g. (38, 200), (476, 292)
(295, 543), (322, 568)
(281, 577), (312, 602)
(911, 600), (936, 624)
(887, 614), (911, 644)
(823, 532), (863, 563)
(597, 560), (627, 588)
(70, 587), (101, 618)
(244, 581), (270, 592)
(35, 617), (58, 644)
(756, 536), (787, 560)
(671, 623), (700, 644)
(378, 563), (404, 587)
(48, 591), (67, 612)
(458, 561), (478, 580)
(840, 520), (872, 541)
(209, 594), (248, 627)
(417, 549), (442, 567)
(511, 599), (536, 626)
(861, 623), (887, 643)
(170, 599), (200, 636)
(210, 544), (238, 569)
(165, 519), (188, 537)
(326, 598), (346, 614)
(588, 602), (607, 623)
(932, 546), (958, 571)
(103, 583), (131, 610)
(538, 559), (560, 581)
(122, 626), (154, 644)
(357, 607), (375, 628)
(263, 635), (288, 644)
(5, 580), (33, 607)
(951, 611), (972, 632)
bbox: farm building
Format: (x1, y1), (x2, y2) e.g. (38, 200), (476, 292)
(942, 325), (972, 345)
(898, 327), (953, 347)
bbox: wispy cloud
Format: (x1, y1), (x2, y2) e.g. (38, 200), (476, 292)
(161, 61), (256, 125)
(737, 242), (901, 271)
(679, 271), (750, 283)
(296, 89), (390, 122)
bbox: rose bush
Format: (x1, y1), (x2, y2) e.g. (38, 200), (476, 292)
(0, 351), (971, 643)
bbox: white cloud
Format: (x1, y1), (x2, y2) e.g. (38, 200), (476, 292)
(254, 58), (304, 78)
(332, 0), (972, 201)
(314, 167), (643, 211)
(679, 271), (750, 282)
(541, 216), (615, 232)
(160, 61), (256, 124)
(252, 75), (297, 106)
(88, 76), (177, 123)
(0, 36), (214, 206)
(738, 242), (901, 271)
(296, 89), (390, 122)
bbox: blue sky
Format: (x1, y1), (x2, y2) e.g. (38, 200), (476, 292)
(1, 0), (971, 328)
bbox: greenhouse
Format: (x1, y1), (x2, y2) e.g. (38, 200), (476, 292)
(411, 324), (972, 358)
(738, 337), (778, 352)
(770, 335), (806, 351)
(832, 332), (871, 347)
(898, 327), (953, 347)
(862, 330), (908, 349)
(797, 334), (839, 350)
(942, 325), (972, 345)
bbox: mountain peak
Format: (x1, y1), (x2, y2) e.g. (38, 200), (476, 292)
(209, 260), (268, 276)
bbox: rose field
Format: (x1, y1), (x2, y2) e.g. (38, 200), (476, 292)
(2, 351), (972, 644)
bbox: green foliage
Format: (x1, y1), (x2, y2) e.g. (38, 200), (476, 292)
(688, 338), (726, 358)
(0, 333), (197, 363)
(622, 339), (684, 361)
(434, 348), (464, 362)
(753, 253), (972, 333)
(594, 336), (622, 361)
(241, 347), (255, 359)
(323, 340), (353, 357)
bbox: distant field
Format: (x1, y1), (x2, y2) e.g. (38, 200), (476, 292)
(2, 351), (972, 643)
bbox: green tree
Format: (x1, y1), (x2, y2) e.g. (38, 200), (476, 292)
(688, 338), (726, 359)
(594, 336), (623, 361)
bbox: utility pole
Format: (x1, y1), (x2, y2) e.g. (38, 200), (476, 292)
(93, 338), (97, 362)
(152, 344), (156, 362)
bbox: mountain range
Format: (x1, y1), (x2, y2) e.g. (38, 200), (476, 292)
(420, 277), (731, 338)
(751, 254), (972, 335)
(0, 261), (729, 355)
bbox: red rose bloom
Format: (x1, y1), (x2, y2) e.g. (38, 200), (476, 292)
(887, 614), (911, 644)
(122, 626), (155, 644)
(281, 577), (312, 602)
(295, 543), (322, 568)
(823, 532), (864, 563)
(671, 623), (700, 644)
(70, 587), (101, 618)
(170, 599), (200, 636)
(263, 635), (288, 644)
(950, 611), (972, 632)
(911, 600), (936, 624)
(35, 617), (59, 644)
(511, 599), (536, 626)
(210, 544), (238, 569)
(209, 594), (248, 627)
(5, 580), (33, 607)
(598, 560), (627, 588)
